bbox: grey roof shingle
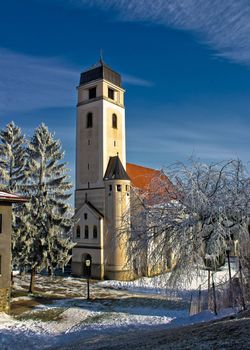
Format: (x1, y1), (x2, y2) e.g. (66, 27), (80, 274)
(79, 59), (122, 87)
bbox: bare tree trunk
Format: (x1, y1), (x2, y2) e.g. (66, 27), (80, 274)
(48, 266), (52, 277)
(29, 267), (36, 293)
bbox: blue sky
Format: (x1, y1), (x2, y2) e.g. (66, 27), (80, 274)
(1, 0), (250, 187)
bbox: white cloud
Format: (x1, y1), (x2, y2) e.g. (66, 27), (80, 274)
(127, 120), (250, 164)
(77, 0), (250, 66)
(122, 74), (153, 87)
(0, 48), (152, 114)
(0, 48), (79, 114)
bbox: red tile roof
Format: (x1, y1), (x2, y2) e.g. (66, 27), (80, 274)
(126, 163), (163, 190)
(126, 163), (176, 203)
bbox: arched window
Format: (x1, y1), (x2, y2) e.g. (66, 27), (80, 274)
(86, 112), (93, 128)
(76, 225), (81, 238)
(93, 225), (98, 239)
(84, 225), (89, 239)
(112, 114), (117, 129)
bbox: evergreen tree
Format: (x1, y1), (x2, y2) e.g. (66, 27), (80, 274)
(0, 121), (26, 191)
(0, 122), (27, 276)
(14, 123), (74, 292)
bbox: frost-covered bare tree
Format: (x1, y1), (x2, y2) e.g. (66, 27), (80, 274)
(13, 124), (74, 292)
(0, 122), (26, 191)
(129, 159), (250, 287)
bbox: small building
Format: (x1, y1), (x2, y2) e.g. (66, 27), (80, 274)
(0, 191), (27, 312)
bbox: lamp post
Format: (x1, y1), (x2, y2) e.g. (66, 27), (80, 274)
(85, 259), (91, 300)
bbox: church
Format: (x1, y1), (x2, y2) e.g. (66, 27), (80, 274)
(71, 58), (171, 280)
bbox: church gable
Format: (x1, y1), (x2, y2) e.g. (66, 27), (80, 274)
(74, 201), (103, 244)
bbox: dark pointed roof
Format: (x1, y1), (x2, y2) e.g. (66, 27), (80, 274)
(79, 58), (122, 87)
(104, 156), (130, 181)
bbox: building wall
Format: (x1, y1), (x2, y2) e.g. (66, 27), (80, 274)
(72, 204), (104, 279)
(76, 79), (125, 193)
(104, 179), (132, 280)
(74, 74), (132, 281)
(0, 203), (12, 312)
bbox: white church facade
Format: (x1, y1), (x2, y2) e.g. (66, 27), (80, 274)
(71, 59), (132, 280)
(71, 58), (173, 280)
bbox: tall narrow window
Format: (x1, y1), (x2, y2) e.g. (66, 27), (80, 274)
(93, 225), (98, 239)
(112, 114), (117, 129)
(0, 214), (2, 233)
(87, 112), (93, 128)
(89, 87), (96, 99)
(76, 225), (81, 238)
(84, 213), (88, 220)
(117, 184), (122, 192)
(108, 88), (114, 100)
(85, 225), (89, 239)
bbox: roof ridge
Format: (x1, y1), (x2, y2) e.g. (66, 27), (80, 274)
(126, 162), (162, 172)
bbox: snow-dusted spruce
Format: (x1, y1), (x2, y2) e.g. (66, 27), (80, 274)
(14, 123), (74, 293)
(0, 122), (28, 274)
(129, 159), (250, 287)
(0, 121), (26, 191)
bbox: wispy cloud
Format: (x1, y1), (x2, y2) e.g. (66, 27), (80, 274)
(122, 74), (153, 87)
(127, 119), (250, 165)
(76, 0), (250, 66)
(0, 48), (151, 114)
(0, 48), (79, 114)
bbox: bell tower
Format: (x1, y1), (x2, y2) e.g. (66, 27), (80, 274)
(72, 58), (132, 280)
(75, 58), (126, 212)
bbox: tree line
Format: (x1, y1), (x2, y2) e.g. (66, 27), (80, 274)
(0, 122), (74, 292)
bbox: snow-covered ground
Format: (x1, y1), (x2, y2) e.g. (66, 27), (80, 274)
(0, 262), (239, 350)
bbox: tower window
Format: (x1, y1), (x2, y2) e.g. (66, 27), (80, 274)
(117, 184), (122, 192)
(76, 225), (81, 238)
(108, 88), (115, 100)
(88, 163), (90, 170)
(84, 225), (89, 239)
(86, 112), (93, 128)
(88, 139), (91, 145)
(126, 185), (129, 191)
(112, 114), (117, 129)
(84, 213), (88, 220)
(0, 214), (2, 233)
(109, 185), (112, 191)
(89, 87), (96, 99)
(93, 225), (98, 239)
(114, 141), (116, 147)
